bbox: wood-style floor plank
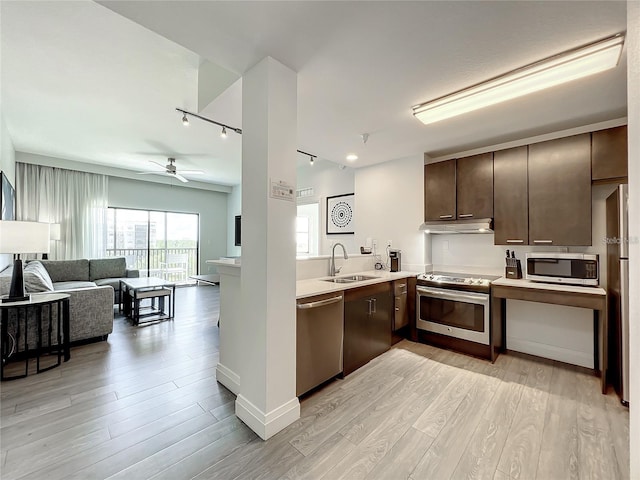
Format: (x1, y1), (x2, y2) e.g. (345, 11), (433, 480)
(1, 286), (630, 480)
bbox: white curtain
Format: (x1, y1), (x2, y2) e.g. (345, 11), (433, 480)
(16, 163), (108, 260)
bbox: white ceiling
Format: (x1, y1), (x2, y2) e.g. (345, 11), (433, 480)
(1, 1), (628, 186)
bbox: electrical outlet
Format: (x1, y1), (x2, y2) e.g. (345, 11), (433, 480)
(387, 240), (392, 248)
(372, 239), (378, 249)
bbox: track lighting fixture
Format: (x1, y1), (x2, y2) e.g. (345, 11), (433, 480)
(176, 107), (318, 161)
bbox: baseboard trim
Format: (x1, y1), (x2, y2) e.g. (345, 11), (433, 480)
(215, 363), (240, 395)
(507, 337), (593, 369)
(235, 394), (300, 440)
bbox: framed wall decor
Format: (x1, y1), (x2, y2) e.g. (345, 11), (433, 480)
(1, 171), (16, 221)
(326, 193), (354, 234)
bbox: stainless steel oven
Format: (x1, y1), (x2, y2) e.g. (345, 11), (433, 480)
(416, 273), (497, 346)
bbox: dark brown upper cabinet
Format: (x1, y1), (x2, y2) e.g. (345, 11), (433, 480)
(493, 146), (528, 245)
(528, 134), (592, 246)
(424, 159), (456, 221)
(592, 125), (628, 184)
(456, 153), (493, 219)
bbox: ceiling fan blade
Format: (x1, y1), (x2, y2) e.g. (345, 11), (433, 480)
(148, 160), (167, 170)
(179, 170), (204, 175)
(136, 171), (163, 176)
(174, 173), (189, 183)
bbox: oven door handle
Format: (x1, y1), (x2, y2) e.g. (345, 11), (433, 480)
(416, 286), (488, 305)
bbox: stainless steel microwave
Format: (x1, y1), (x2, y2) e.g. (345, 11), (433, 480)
(526, 253), (599, 286)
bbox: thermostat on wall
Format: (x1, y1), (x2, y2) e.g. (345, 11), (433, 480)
(270, 179), (294, 201)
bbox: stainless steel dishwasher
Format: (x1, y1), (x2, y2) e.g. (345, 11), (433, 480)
(296, 292), (344, 396)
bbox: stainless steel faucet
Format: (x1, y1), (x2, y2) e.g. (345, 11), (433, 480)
(330, 243), (348, 276)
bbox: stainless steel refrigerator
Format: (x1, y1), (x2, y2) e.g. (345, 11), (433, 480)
(606, 184), (629, 406)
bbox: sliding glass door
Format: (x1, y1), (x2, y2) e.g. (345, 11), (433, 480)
(106, 207), (199, 284)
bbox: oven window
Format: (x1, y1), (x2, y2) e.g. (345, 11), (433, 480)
(420, 296), (484, 332)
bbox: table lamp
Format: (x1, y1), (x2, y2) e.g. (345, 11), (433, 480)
(0, 221), (50, 303)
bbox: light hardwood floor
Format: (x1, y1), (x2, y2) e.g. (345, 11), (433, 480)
(0, 285), (629, 479)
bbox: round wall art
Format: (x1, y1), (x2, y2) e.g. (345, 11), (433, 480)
(326, 193), (355, 234)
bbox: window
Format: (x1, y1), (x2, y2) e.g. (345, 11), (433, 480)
(296, 202), (319, 256)
(106, 207), (199, 284)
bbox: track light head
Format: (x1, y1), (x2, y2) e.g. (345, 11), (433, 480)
(221, 126), (228, 139)
(309, 155), (315, 166)
(182, 113), (189, 126)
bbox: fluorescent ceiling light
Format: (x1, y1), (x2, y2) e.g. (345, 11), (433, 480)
(413, 34), (625, 125)
(346, 154), (358, 161)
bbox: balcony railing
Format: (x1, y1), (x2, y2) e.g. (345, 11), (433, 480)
(105, 247), (198, 284)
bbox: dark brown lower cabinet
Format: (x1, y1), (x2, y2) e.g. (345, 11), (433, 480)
(344, 282), (392, 376)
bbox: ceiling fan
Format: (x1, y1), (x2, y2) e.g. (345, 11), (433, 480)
(136, 158), (204, 183)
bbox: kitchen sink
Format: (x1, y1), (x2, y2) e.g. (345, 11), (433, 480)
(322, 274), (379, 283)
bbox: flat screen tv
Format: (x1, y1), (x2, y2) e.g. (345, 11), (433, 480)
(234, 215), (241, 246)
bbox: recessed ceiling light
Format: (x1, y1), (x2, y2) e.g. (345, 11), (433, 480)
(413, 33), (625, 125)
(346, 154), (358, 161)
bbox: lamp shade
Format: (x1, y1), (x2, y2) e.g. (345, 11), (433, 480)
(0, 221), (50, 254)
(49, 223), (61, 241)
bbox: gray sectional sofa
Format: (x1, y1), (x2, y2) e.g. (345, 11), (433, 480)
(0, 257), (139, 349)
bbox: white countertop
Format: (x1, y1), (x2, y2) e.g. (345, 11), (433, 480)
(297, 270), (418, 299)
(492, 277), (606, 296)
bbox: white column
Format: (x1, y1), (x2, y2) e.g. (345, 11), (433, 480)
(236, 57), (299, 439)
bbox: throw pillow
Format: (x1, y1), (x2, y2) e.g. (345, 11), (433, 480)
(0, 264), (13, 296)
(24, 260), (55, 292)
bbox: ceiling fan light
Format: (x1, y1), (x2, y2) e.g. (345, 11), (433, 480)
(412, 33), (625, 125)
(182, 113), (189, 126)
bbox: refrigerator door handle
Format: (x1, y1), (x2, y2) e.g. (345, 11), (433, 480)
(620, 259), (630, 405)
(620, 185), (629, 259)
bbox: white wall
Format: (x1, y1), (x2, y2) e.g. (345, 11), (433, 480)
(627, 2), (639, 478)
(226, 184), (241, 257)
(354, 154), (425, 272)
(297, 159), (356, 254)
(0, 114), (16, 270)
(108, 177), (228, 275)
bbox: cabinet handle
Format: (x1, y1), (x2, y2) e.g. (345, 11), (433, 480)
(459, 213), (473, 218)
(506, 239), (525, 244)
(439, 214), (453, 219)
(372, 298), (377, 314)
(297, 295), (343, 309)
(366, 299), (372, 315)
(533, 240), (553, 244)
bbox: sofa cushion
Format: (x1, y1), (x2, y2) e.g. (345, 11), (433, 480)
(94, 278), (122, 290)
(90, 258), (126, 281)
(53, 280), (97, 290)
(40, 259), (90, 282)
(23, 261), (55, 292)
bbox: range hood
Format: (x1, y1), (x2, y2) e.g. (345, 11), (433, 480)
(419, 218), (493, 234)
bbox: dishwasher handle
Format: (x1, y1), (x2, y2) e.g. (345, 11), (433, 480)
(297, 295), (343, 310)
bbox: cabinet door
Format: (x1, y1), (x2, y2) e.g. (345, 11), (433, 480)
(370, 289), (392, 359)
(528, 134), (592, 246)
(424, 160), (456, 221)
(493, 146), (528, 245)
(592, 126), (628, 183)
(456, 153), (494, 219)
(343, 296), (370, 376)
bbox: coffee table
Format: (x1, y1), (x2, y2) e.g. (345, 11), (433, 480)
(120, 277), (176, 325)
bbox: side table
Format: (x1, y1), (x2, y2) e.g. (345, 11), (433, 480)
(0, 293), (71, 380)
